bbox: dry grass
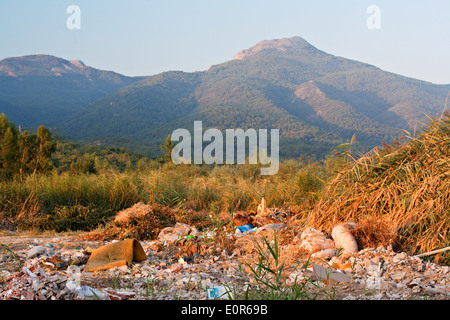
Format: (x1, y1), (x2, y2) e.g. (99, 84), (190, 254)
(0, 158), (327, 232)
(306, 112), (450, 258)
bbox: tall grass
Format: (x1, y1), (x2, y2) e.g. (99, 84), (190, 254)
(0, 159), (328, 232)
(1, 173), (138, 231)
(307, 112), (450, 259)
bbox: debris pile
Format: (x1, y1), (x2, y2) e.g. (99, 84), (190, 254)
(1, 198), (449, 300)
(0, 262), (77, 300)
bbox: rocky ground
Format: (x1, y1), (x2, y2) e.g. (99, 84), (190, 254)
(0, 229), (449, 301)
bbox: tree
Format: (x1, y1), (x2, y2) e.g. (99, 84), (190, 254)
(0, 113), (56, 180)
(0, 114), (20, 179)
(160, 134), (175, 163)
(33, 125), (56, 175)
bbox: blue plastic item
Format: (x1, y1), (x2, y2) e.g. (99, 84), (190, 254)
(236, 224), (254, 233)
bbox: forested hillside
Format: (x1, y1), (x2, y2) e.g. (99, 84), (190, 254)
(62, 37), (450, 158)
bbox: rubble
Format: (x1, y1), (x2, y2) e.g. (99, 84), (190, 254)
(1, 231), (449, 300)
(1, 200), (449, 300)
(0, 262), (78, 300)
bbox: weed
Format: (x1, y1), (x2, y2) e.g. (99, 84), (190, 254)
(235, 232), (324, 300)
(0, 241), (18, 261)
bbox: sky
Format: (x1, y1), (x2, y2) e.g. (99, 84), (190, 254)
(1, 0), (450, 84)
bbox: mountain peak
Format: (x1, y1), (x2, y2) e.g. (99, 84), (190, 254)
(70, 60), (86, 68)
(233, 36), (318, 60)
(0, 54), (94, 77)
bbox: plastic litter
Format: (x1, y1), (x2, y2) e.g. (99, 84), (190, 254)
(235, 224), (255, 234)
(206, 285), (233, 299)
(73, 285), (106, 300)
(177, 234), (197, 243)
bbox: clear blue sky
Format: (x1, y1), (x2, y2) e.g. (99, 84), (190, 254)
(1, 0), (449, 84)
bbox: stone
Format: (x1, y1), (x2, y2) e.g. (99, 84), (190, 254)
(311, 248), (337, 259)
(27, 246), (47, 259)
(299, 227), (335, 254)
(0, 253), (13, 262)
(390, 271), (406, 281)
(393, 252), (408, 262)
(255, 223), (286, 234)
(331, 223), (358, 254)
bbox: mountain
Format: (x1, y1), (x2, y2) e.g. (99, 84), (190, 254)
(0, 54), (142, 128)
(2, 37), (449, 159)
(61, 36), (450, 158)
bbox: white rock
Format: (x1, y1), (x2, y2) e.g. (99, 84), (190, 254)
(393, 252), (408, 262)
(331, 223), (358, 254)
(299, 227), (335, 253)
(409, 278), (421, 286)
(311, 248), (337, 259)
(27, 246), (47, 259)
(390, 271), (406, 281)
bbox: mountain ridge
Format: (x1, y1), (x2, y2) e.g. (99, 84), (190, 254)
(0, 54), (143, 128)
(1, 37), (449, 159)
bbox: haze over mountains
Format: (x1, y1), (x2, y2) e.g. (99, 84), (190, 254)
(0, 54), (142, 128)
(1, 36), (449, 158)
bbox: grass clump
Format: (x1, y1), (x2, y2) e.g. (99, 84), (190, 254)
(307, 112), (450, 262)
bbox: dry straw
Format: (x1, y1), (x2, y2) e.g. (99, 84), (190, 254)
(307, 112), (450, 256)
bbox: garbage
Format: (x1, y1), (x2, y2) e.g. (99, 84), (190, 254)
(0, 263), (77, 300)
(177, 234), (197, 243)
(105, 290), (136, 300)
(311, 248), (337, 260)
(235, 224), (255, 234)
(257, 197), (271, 216)
(73, 285), (106, 300)
(413, 246), (450, 258)
(2, 198), (450, 301)
(84, 239), (147, 272)
(1, 231), (450, 300)
(175, 237), (208, 259)
(312, 262), (351, 284)
(232, 211), (255, 228)
(206, 285), (233, 299)
(158, 222), (199, 243)
(331, 223), (358, 254)
(232, 197), (287, 230)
